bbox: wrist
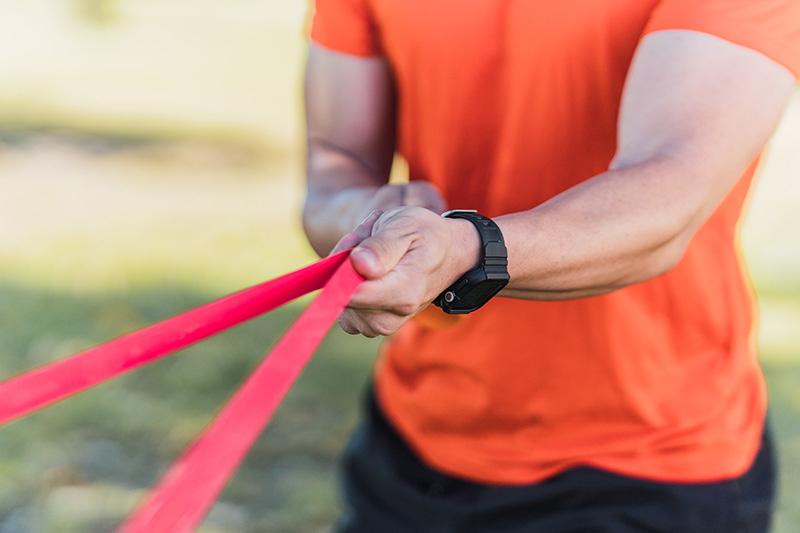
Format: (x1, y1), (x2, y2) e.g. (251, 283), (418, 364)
(435, 210), (510, 313)
(448, 218), (483, 279)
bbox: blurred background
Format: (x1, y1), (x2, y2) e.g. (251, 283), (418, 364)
(0, 1), (798, 531)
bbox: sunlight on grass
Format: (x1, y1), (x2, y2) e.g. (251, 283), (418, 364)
(0, 0), (318, 295)
(0, 145), (316, 294)
(0, 0), (310, 147)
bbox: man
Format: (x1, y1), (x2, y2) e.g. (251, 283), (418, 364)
(302, 1), (800, 531)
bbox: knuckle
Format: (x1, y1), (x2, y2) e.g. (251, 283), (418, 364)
(387, 290), (426, 319)
(411, 181), (443, 201)
(393, 300), (420, 317)
(341, 309), (384, 338)
(338, 314), (358, 335)
(372, 320), (398, 337)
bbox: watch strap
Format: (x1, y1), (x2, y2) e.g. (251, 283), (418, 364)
(433, 210), (509, 313)
(442, 210), (508, 270)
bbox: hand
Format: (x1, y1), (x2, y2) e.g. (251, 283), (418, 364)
(348, 181), (447, 230)
(331, 206), (481, 337)
(304, 180), (448, 258)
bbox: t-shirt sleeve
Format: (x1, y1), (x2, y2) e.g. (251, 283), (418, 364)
(309, 0), (382, 56)
(645, 0), (800, 78)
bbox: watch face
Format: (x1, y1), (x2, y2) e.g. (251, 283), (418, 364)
(455, 279), (507, 310)
(437, 268), (509, 314)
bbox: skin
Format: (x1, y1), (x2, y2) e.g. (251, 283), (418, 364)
(303, 30), (796, 338)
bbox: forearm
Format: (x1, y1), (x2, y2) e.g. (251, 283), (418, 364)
(303, 143), (387, 257)
(494, 156), (727, 300)
(491, 31), (795, 301)
(303, 44), (400, 257)
(332, 31), (795, 338)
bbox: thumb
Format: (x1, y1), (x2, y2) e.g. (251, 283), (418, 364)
(329, 209), (382, 256)
(349, 211), (415, 280)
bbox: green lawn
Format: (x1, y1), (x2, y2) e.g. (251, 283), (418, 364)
(0, 280), (380, 532)
(0, 144), (382, 532)
(0, 2), (799, 532)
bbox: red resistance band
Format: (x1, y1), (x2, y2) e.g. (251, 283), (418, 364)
(0, 251), (363, 532)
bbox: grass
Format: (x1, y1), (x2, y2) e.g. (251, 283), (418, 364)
(0, 3), (379, 530)
(0, 140), (383, 532)
(0, 1), (798, 531)
(0, 281), (379, 532)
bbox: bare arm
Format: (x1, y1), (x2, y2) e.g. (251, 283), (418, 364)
(337, 30), (795, 336)
(303, 44), (446, 257)
(496, 30), (796, 299)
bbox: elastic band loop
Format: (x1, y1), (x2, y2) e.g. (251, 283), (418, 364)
(116, 256), (363, 532)
(0, 251), (353, 426)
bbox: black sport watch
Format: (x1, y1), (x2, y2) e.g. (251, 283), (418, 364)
(433, 210), (510, 314)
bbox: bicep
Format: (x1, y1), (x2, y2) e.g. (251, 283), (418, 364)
(304, 43), (396, 191)
(497, 31), (795, 298)
(612, 30), (795, 208)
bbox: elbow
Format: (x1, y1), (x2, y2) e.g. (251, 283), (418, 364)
(608, 211), (698, 291)
(651, 240), (687, 278)
(637, 228), (694, 282)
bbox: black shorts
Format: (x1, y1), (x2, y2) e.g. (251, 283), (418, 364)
(337, 391), (775, 533)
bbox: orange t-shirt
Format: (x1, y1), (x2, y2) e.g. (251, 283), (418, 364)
(310, 0), (800, 484)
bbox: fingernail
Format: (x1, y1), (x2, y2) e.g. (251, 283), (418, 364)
(358, 209), (381, 226)
(352, 247), (381, 274)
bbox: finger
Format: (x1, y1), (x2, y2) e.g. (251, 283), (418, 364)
(329, 232), (361, 256)
(369, 185), (406, 212)
(349, 247), (390, 280)
(329, 209), (382, 255)
(349, 209), (417, 280)
(404, 181), (447, 213)
(339, 306), (410, 337)
(355, 209), (383, 239)
(338, 309), (382, 338)
(337, 311), (362, 336)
